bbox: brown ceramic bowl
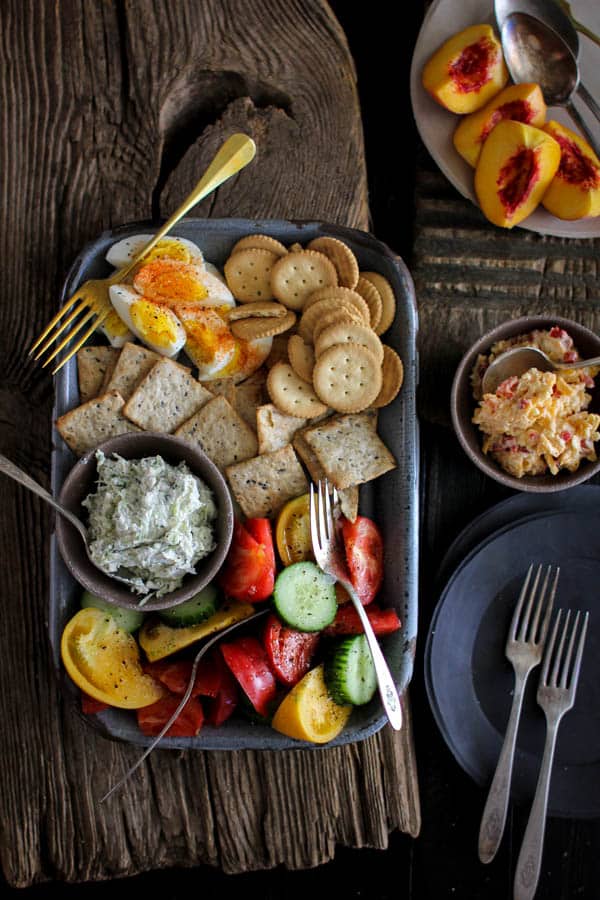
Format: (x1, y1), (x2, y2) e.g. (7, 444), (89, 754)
(451, 316), (600, 493)
(56, 432), (234, 611)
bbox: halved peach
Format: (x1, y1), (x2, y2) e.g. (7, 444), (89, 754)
(475, 121), (560, 228)
(422, 24), (508, 114)
(454, 83), (546, 167)
(541, 120), (600, 220)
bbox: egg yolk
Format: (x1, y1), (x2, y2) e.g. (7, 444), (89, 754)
(130, 300), (181, 350)
(143, 238), (193, 263)
(180, 314), (236, 366)
(103, 308), (132, 339)
(133, 259), (208, 304)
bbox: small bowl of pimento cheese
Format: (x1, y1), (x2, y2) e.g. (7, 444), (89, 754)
(451, 316), (600, 492)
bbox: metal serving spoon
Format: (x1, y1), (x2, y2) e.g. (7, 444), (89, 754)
(495, 0), (600, 124)
(481, 345), (600, 394)
(0, 453), (135, 588)
(501, 12), (600, 160)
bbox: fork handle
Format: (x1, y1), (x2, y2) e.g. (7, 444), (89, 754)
(116, 133), (256, 279)
(514, 719), (560, 900)
(478, 672), (529, 863)
(341, 578), (402, 731)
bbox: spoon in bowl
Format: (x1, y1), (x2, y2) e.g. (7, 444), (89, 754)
(0, 453), (137, 589)
(501, 12), (600, 160)
(481, 345), (600, 395)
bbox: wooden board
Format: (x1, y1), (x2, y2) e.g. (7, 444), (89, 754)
(0, 0), (420, 887)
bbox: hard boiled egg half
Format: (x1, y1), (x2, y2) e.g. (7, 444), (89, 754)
(108, 285), (186, 357)
(106, 234), (205, 269)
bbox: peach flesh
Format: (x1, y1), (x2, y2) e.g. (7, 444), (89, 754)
(498, 147), (541, 216)
(480, 100), (533, 144)
(554, 133), (600, 190)
(449, 37), (496, 93)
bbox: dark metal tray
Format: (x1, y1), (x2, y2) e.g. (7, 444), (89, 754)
(48, 217), (419, 750)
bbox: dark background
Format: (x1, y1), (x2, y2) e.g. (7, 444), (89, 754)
(4, 2), (598, 898)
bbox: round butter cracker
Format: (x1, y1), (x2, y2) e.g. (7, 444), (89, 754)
(287, 334), (315, 383)
(230, 234), (288, 257)
(371, 345), (404, 408)
(307, 237), (359, 289)
(315, 322), (384, 365)
(298, 297), (366, 344)
(267, 361), (328, 418)
(230, 310), (296, 341)
(359, 271), (396, 335)
(224, 248), (278, 302)
(312, 309), (362, 344)
(228, 301), (287, 320)
(355, 276), (383, 331)
(313, 343), (382, 413)
(303, 286), (370, 322)
(270, 250), (338, 311)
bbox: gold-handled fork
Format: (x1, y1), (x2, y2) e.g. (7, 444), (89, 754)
(309, 479), (402, 731)
(30, 132), (256, 374)
(513, 607), (590, 900)
(478, 564), (559, 864)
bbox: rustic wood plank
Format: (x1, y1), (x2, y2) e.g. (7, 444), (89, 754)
(0, 0), (419, 886)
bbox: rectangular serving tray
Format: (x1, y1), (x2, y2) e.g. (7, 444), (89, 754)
(48, 217), (419, 750)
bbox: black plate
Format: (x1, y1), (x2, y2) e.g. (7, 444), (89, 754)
(425, 509), (600, 818)
(437, 485), (600, 586)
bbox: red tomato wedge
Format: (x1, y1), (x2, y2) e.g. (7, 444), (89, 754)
(220, 636), (277, 717)
(137, 694), (204, 737)
(219, 519), (275, 603)
(341, 516), (384, 605)
(204, 652), (240, 727)
(81, 692), (109, 715)
(143, 659), (221, 698)
(263, 613), (319, 686)
(324, 603), (401, 636)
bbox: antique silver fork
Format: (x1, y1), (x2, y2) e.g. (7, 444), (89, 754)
(514, 607), (589, 900)
(478, 564), (559, 864)
(309, 479), (402, 731)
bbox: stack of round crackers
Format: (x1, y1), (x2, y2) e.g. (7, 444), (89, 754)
(222, 233), (403, 418)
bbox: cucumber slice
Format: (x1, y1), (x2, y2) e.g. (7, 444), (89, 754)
(273, 561), (336, 632)
(80, 591), (145, 633)
(325, 634), (377, 706)
(158, 583), (220, 628)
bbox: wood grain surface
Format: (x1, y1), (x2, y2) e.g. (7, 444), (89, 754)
(0, 0), (419, 888)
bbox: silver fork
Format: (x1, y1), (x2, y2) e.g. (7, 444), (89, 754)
(514, 608), (589, 900)
(478, 564), (559, 864)
(309, 479), (402, 731)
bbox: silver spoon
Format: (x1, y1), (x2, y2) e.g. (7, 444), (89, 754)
(501, 12), (600, 160)
(0, 453), (136, 589)
(481, 345), (600, 394)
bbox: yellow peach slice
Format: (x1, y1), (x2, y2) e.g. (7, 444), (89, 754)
(475, 121), (560, 228)
(541, 120), (600, 220)
(422, 24), (508, 114)
(454, 83), (546, 168)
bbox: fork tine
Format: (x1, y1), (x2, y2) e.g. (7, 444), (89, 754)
(323, 479), (333, 540)
(535, 567), (559, 645)
(317, 479), (329, 545)
(40, 308), (98, 368)
(568, 611), (589, 694)
(527, 565), (551, 642)
(309, 483), (320, 557)
(516, 563), (543, 642)
(51, 311), (109, 374)
(511, 564), (535, 641)
(558, 611), (581, 689)
(541, 608), (563, 685)
(32, 298), (90, 360)
(550, 609), (571, 687)
(29, 293), (85, 355)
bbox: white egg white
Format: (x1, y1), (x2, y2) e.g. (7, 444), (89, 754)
(198, 335), (273, 383)
(109, 284), (186, 357)
(105, 234), (205, 269)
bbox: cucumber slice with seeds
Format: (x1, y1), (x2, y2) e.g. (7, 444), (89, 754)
(273, 561), (336, 632)
(325, 634), (377, 706)
(80, 591), (145, 634)
(158, 583), (220, 628)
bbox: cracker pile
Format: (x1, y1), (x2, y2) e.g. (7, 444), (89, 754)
(57, 232), (405, 525)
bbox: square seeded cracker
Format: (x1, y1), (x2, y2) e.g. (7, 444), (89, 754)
(303, 412), (396, 490)
(123, 358), (212, 433)
(256, 403), (307, 454)
(76, 346), (120, 403)
(226, 444), (309, 519)
(104, 342), (160, 400)
(293, 430), (359, 522)
(55, 391), (140, 457)
(175, 396), (257, 472)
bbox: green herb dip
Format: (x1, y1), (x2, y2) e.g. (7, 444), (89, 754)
(83, 452), (217, 598)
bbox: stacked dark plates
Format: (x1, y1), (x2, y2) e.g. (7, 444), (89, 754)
(424, 486), (600, 817)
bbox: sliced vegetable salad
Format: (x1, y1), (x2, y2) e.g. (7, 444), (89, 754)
(62, 494), (401, 744)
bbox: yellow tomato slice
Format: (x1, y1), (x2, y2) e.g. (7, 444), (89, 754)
(138, 599), (255, 662)
(61, 608), (165, 709)
(271, 664), (352, 744)
(275, 493), (312, 566)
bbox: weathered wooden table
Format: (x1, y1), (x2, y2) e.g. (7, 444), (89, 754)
(0, 0), (420, 888)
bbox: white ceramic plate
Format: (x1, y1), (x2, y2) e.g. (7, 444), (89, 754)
(410, 0), (600, 238)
